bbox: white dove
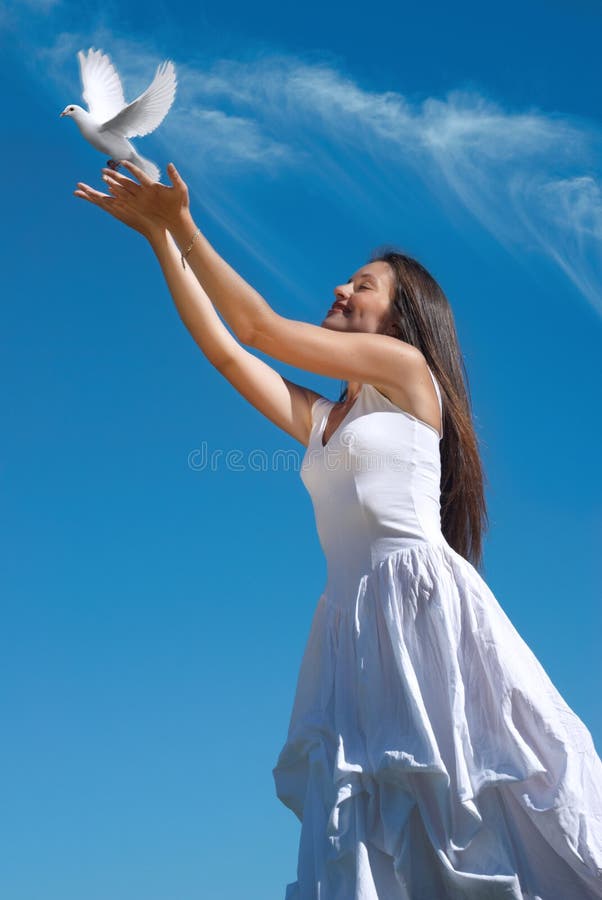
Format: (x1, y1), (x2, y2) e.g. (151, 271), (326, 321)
(60, 47), (176, 182)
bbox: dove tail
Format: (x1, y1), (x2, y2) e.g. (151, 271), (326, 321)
(129, 152), (160, 182)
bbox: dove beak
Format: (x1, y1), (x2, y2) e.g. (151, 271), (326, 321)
(59, 111), (66, 117)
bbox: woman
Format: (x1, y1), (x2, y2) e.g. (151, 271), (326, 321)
(75, 162), (602, 900)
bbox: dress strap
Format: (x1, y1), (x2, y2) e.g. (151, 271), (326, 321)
(426, 365), (443, 439)
(309, 395), (333, 434)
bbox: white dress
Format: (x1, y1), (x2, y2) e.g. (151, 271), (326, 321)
(272, 367), (602, 900)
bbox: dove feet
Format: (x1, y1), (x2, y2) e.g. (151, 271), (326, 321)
(107, 159), (121, 171)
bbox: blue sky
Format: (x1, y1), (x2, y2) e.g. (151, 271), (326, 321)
(1, 1), (601, 897)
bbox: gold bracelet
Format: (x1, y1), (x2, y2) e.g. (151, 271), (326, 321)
(181, 228), (201, 269)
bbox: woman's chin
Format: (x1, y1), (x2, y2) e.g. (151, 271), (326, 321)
(322, 314), (346, 329)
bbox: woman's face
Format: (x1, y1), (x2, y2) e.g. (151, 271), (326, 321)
(322, 261), (396, 335)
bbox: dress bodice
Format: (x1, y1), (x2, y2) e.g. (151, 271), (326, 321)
(301, 366), (445, 599)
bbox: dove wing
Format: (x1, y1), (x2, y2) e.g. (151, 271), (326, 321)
(99, 61), (176, 137)
(78, 48), (126, 122)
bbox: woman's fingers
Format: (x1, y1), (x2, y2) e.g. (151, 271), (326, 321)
(74, 182), (111, 204)
(166, 162), (184, 189)
(119, 159), (154, 186)
(101, 168), (139, 195)
(102, 174), (129, 197)
(74, 183), (127, 219)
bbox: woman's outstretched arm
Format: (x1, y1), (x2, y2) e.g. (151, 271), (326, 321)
(150, 230), (251, 369)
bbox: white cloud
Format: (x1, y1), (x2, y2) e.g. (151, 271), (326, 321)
(184, 56), (602, 314)
(510, 174), (602, 312)
(163, 108), (293, 168)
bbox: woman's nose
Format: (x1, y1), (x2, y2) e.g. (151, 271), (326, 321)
(334, 284), (350, 299)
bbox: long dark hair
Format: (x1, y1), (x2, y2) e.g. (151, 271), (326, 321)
(340, 248), (489, 571)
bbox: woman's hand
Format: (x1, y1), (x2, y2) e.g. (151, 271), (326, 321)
(74, 179), (166, 242)
(99, 161), (190, 233)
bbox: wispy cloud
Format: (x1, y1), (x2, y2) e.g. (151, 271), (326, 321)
(510, 174), (602, 310)
(165, 108), (293, 169)
(184, 56), (602, 313)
